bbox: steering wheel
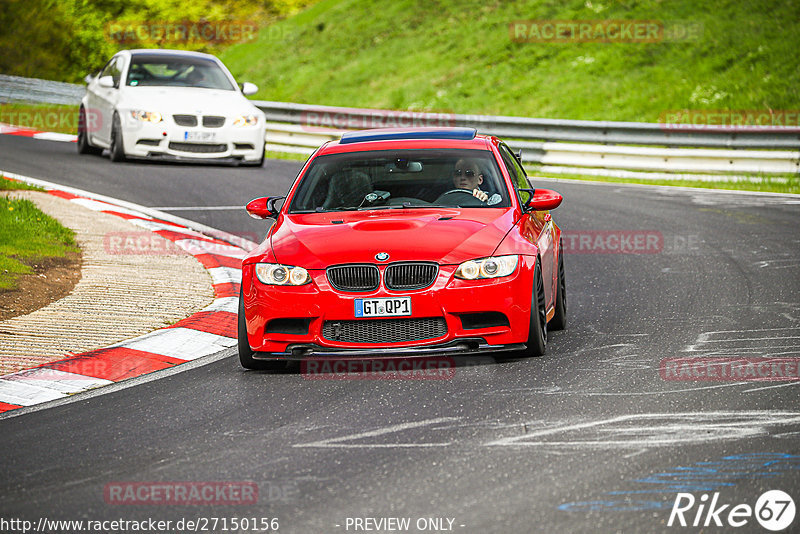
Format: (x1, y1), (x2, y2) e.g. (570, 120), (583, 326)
(435, 189), (486, 207)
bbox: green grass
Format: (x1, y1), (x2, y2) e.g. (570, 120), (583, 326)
(0, 195), (79, 290)
(0, 103), (79, 135)
(529, 170), (800, 194)
(0, 176), (45, 192)
(222, 0), (800, 122)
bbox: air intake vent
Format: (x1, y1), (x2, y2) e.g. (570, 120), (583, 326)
(168, 142), (227, 153)
(326, 265), (379, 292)
(385, 262), (438, 290)
(173, 114), (197, 126)
(322, 318), (447, 343)
(203, 115), (225, 127)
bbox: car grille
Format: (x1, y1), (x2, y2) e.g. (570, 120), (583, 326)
(173, 114), (198, 126)
(322, 318), (447, 343)
(168, 142), (227, 154)
(202, 115), (225, 128)
(327, 265), (379, 292)
(385, 262), (438, 290)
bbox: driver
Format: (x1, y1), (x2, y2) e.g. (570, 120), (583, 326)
(452, 159), (501, 205)
(185, 67), (206, 86)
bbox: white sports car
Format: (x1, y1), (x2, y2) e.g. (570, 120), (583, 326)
(78, 49), (267, 166)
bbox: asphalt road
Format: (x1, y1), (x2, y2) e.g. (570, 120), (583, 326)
(1, 134), (800, 533)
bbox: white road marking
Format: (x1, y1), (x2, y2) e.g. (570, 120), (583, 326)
(70, 197), (150, 218)
(126, 218), (209, 238)
(293, 417), (459, 448)
(0, 379), (68, 406)
(202, 297), (239, 314)
(115, 327), (237, 360)
(174, 239), (246, 259)
(2, 368), (112, 395)
(32, 132), (78, 142)
(150, 206), (244, 211)
(207, 266), (242, 285)
(0, 349), (236, 420)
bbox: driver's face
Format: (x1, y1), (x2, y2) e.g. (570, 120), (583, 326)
(452, 162), (483, 190)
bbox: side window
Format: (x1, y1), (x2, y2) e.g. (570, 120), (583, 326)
(499, 144), (532, 203)
(100, 57), (122, 87)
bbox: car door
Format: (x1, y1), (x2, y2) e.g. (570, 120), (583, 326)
(90, 56), (124, 145)
(499, 143), (557, 311)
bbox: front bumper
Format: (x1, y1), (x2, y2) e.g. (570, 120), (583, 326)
(119, 114), (265, 162)
(253, 339), (526, 360)
(241, 257), (536, 356)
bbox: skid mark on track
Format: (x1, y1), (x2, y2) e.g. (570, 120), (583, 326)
(291, 412), (800, 450)
(292, 417), (459, 449)
(685, 326), (800, 357)
(486, 411), (800, 449)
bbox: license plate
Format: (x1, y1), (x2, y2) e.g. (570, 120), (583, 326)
(184, 131), (216, 142)
(354, 297), (411, 318)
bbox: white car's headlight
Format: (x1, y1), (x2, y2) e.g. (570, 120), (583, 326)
(454, 255), (518, 280)
(233, 114), (259, 127)
(130, 110), (162, 122)
(255, 263), (311, 286)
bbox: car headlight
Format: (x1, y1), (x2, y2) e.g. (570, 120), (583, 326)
(255, 263), (311, 286)
(233, 114), (259, 127)
(454, 255), (518, 280)
(130, 110), (162, 122)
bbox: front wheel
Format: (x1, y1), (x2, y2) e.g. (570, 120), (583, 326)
(241, 149), (265, 167)
(77, 107), (102, 155)
(549, 241), (567, 331)
(238, 292), (287, 370)
(109, 112), (126, 162)
(520, 258), (547, 357)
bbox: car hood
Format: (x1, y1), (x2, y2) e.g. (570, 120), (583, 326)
(118, 86), (259, 115)
(267, 208), (517, 269)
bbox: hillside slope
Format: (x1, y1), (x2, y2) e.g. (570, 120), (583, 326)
(221, 0), (800, 121)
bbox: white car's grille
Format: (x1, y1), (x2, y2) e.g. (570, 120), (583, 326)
(202, 116), (225, 128)
(173, 114), (198, 127)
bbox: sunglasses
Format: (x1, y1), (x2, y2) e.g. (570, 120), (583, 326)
(453, 169), (479, 177)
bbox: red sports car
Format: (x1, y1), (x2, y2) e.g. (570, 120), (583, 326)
(239, 128), (566, 369)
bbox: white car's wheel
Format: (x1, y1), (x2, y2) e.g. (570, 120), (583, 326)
(77, 107), (102, 155)
(109, 112), (126, 163)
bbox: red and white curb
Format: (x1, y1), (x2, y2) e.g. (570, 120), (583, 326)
(0, 173), (255, 414)
(0, 123), (77, 143)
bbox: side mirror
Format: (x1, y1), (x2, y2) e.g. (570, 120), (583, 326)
(98, 75), (115, 88)
(520, 188), (562, 211)
(240, 82), (258, 96)
(246, 196), (284, 219)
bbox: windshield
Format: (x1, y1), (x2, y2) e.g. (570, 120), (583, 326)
(125, 54), (235, 90)
(289, 149), (511, 213)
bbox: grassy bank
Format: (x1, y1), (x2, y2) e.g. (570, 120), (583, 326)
(0, 103), (78, 135)
(0, 182), (78, 291)
(222, 0), (800, 122)
(530, 170), (800, 194)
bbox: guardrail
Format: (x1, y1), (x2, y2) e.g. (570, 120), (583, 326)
(256, 101), (800, 176)
(0, 75), (796, 176)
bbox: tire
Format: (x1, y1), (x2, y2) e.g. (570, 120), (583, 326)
(521, 258), (547, 357)
(77, 107), (102, 155)
(238, 291), (286, 370)
(241, 149), (265, 167)
(550, 241), (567, 331)
(109, 112), (126, 162)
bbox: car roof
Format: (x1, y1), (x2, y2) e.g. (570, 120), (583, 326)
(124, 49), (220, 61)
(318, 128), (496, 155)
